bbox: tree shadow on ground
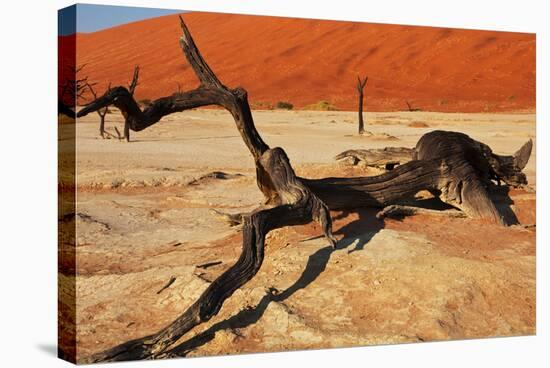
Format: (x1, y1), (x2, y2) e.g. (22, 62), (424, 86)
(390, 186), (520, 225)
(161, 187), (522, 357)
(166, 208), (384, 357)
(489, 185), (520, 225)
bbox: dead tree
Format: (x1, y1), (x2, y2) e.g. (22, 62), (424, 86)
(83, 66), (139, 140)
(76, 18), (529, 363)
(413, 130), (532, 188)
(58, 64), (93, 119)
(123, 65), (140, 141)
(357, 75), (368, 134)
(86, 82), (121, 140)
(334, 130), (532, 221)
(335, 131), (532, 188)
(93, 86), (109, 138)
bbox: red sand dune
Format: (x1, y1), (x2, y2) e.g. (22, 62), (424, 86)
(73, 12), (535, 112)
(58, 34), (76, 105)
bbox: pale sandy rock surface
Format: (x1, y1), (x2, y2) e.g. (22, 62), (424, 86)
(60, 109), (535, 361)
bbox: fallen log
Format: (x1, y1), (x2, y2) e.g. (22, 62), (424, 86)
(414, 130), (532, 188)
(335, 146), (414, 169)
(331, 130), (532, 223)
(335, 132), (532, 186)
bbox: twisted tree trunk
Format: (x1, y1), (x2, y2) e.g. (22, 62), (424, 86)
(76, 16), (521, 363)
(331, 130), (532, 224)
(78, 17), (336, 363)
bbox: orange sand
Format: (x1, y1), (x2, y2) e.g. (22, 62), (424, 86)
(69, 12), (534, 112)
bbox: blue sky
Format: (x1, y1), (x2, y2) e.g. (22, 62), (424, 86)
(58, 4), (184, 35)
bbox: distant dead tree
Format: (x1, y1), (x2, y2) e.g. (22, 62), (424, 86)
(82, 66), (140, 141)
(356, 75), (368, 134)
(87, 82), (123, 140)
(59, 64), (93, 119)
(76, 18), (533, 363)
(406, 101), (421, 112)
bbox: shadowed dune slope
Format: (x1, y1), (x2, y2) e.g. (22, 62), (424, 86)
(73, 12), (535, 112)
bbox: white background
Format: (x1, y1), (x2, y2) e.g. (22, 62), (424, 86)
(0, 0), (547, 367)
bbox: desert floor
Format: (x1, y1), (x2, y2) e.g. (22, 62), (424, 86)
(65, 109), (536, 361)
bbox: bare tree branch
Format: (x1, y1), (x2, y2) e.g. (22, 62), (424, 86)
(128, 65), (140, 95)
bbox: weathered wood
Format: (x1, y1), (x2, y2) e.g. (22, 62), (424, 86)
(128, 65), (140, 94)
(83, 147), (336, 363)
(335, 146), (414, 169)
(80, 17), (335, 363)
(123, 66), (140, 142)
(414, 130), (532, 188)
(330, 130), (532, 224)
(357, 75), (368, 135)
(306, 157), (502, 224)
(156, 276), (176, 295)
(335, 132), (532, 184)
(187, 171), (243, 186)
(76, 17), (531, 363)
(376, 204), (466, 219)
(196, 261), (223, 269)
(304, 159), (442, 208)
(210, 209), (245, 226)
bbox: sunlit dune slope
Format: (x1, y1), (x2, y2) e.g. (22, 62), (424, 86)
(73, 12), (535, 112)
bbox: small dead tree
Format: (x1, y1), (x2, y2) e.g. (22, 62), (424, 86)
(90, 84), (109, 138)
(357, 75), (368, 135)
(86, 82), (122, 140)
(123, 65), (140, 142)
(59, 64), (93, 119)
(80, 66), (139, 140)
(76, 18), (531, 363)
